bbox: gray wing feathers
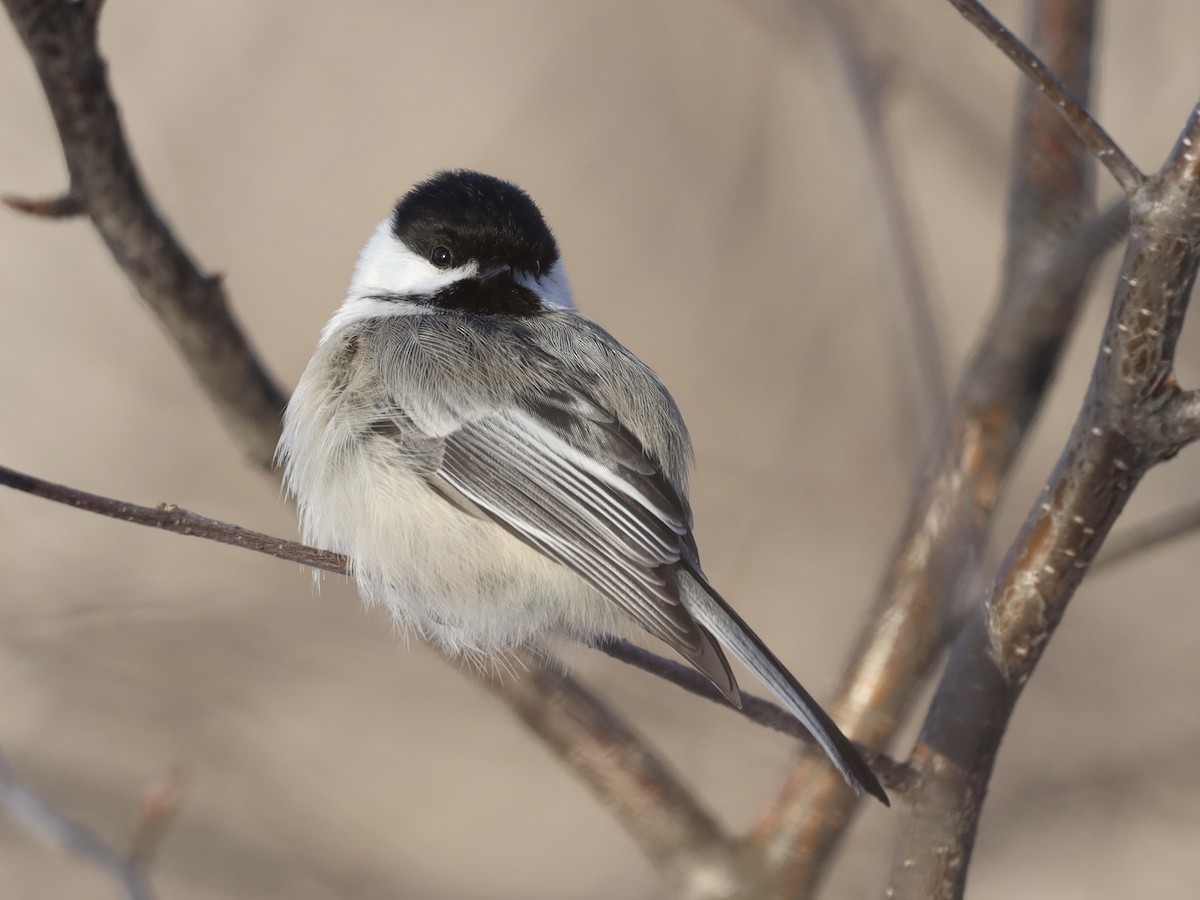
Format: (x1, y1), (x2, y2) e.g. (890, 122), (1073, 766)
(677, 563), (888, 803)
(437, 407), (701, 648)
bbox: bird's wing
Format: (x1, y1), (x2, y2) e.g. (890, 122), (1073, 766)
(410, 385), (738, 703)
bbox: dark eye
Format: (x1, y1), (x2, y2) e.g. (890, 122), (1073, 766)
(430, 246), (454, 268)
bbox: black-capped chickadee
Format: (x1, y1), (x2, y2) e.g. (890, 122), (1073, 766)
(277, 170), (886, 803)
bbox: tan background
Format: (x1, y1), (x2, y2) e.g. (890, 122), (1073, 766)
(2, 2), (1200, 897)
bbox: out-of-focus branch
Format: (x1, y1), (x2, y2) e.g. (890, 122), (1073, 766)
(2, 0), (286, 469)
(126, 769), (187, 871)
(0, 751), (157, 900)
(479, 659), (738, 889)
(748, 3), (1109, 894)
(804, 0), (948, 444)
(946, 0), (1144, 195)
(0, 461), (911, 794)
(1, 0), (741, 879)
(1093, 501), (1200, 573)
(889, 101), (1200, 900)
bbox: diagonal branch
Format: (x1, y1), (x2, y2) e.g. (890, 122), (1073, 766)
(945, 0), (1144, 195)
(1093, 500), (1200, 573)
(748, 3), (1112, 893)
(478, 658), (738, 888)
(0, 461), (910, 795)
(1, 0), (745, 879)
(0, 751), (157, 900)
(888, 100), (1200, 900)
(805, 0), (948, 442)
(2, 0), (286, 468)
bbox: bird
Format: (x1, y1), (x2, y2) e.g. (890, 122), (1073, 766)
(277, 169), (887, 803)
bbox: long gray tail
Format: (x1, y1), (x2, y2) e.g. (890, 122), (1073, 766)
(677, 563), (888, 805)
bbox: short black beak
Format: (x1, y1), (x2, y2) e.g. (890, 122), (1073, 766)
(477, 263), (512, 283)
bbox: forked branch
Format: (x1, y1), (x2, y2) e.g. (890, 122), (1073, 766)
(749, 3), (1113, 894)
(946, 0), (1144, 194)
(888, 56), (1200, 900)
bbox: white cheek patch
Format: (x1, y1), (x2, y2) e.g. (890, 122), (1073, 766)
(348, 218), (476, 301)
(329, 216), (575, 339)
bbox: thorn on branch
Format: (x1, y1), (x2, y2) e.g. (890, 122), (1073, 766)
(2, 190), (85, 219)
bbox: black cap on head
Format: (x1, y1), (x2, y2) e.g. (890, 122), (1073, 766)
(391, 170), (560, 277)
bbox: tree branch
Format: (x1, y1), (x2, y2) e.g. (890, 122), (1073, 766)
(749, 3), (1112, 893)
(945, 0), (1144, 195)
(805, 0), (948, 444)
(0, 751), (157, 900)
(478, 657), (739, 889)
(888, 95), (1200, 899)
(1094, 501), (1200, 573)
(0, 461), (910, 796)
(2, 0), (286, 468)
(1, 0), (744, 878)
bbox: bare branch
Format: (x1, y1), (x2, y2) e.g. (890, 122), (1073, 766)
(1, 190), (83, 218)
(0, 463), (346, 573)
(749, 3), (1111, 892)
(2, 0), (287, 468)
(0, 461), (911, 792)
(889, 96), (1200, 900)
(945, 0), (1144, 194)
(594, 639), (912, 794)
(477, 657), (737, 887)
(0, 751), (156, 900)
(806, 0), (948, 440)
(1094, 501), (1200, 573)
(0, 0), (752, 875)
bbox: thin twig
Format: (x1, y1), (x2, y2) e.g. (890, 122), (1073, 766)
(1093, 502), (1200, 573)
(0, 461), (912, 789)
(1, 190), (83, 218)
(594, 639), (911, 792)
(127, 768), (187, 870)
(889, 97), (1200, 900)
(806, 0), (948, 443)
(0, 464), (346, 572)
(0, 752), (156, 900)
(945, 0), (1144, 195)
(749, 4), (1111, 892)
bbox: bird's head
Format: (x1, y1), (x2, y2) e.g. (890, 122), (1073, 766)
(335, 170), (574, 335)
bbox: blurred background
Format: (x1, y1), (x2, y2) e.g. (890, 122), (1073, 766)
(2, 1), (1199, 897)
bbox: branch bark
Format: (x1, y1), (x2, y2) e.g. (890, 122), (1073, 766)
(946, 0), (1143, 195)
(0, 461), (909, 796)
(1, 0), (744, 881)
(747, 3), (1110, 895)
(2, 0), (286, 469)
(888, 97), (1200, 900)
